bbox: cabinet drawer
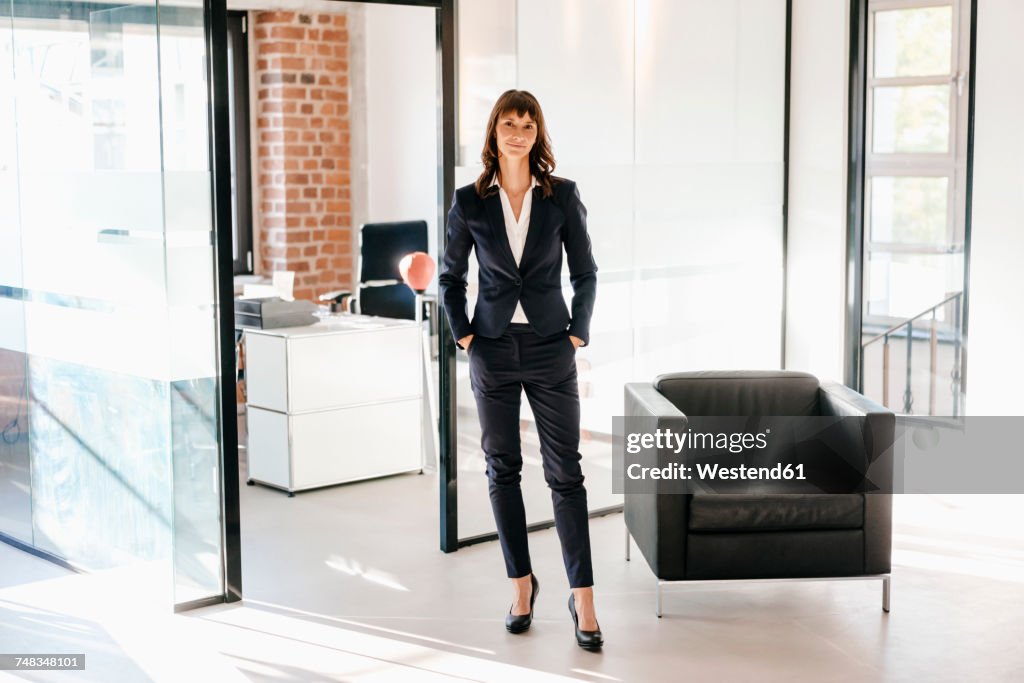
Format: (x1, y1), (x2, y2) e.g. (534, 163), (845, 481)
(246, 324), (420, 412)
(246, 399), (422, 492)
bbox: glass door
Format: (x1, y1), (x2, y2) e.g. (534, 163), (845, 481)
(0, 0), (227, 609)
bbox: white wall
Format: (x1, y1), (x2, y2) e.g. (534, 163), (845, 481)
(784, 0), (849, 384)
(361, 4), (438, 276)
(965, 0), (1024, 415)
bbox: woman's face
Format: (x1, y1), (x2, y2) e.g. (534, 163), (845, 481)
(494, 110), (537, 160)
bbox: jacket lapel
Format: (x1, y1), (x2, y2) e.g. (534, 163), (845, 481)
(520, 188), (564, 274)
(484, 191), (519, 272)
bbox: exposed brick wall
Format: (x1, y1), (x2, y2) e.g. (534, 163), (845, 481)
(253, 10), (352, 302)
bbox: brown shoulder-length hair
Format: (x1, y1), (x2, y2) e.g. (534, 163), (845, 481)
(474, 89), (557, 199)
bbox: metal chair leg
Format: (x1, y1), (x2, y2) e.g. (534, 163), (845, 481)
(655, 578), (662, 618)
(625, 526), (630, 561)
(882, 575), (891, 613)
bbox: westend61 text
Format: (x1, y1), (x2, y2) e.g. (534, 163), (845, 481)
(626, 462), (807, 481)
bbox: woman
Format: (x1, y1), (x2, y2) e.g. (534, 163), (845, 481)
(438, 90), (602, 650)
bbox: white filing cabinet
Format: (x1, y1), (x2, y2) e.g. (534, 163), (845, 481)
(244, 315), (422, 495)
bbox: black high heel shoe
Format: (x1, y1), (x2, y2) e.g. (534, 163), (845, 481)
(568, 592), (603, 650)
(505, 573), (539, 633)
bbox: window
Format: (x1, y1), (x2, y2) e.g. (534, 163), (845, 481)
(859, 0), (970, 415)
(864, 1), (968, 322)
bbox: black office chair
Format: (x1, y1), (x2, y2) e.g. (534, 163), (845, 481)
(328, 220), (428, 319)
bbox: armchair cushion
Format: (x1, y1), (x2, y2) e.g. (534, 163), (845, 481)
(686, 530), (865, 580)
(688, 494), (864, 532)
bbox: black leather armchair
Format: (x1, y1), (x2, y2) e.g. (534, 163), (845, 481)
(624, 370), (894, 617)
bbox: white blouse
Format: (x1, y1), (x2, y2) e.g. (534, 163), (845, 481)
(490, 173), (539, 324)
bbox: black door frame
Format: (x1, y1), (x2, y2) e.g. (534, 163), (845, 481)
(844, 0), (868, 390)
(226, 10), (254, 275)
(201, 0), (456, 612)
(200, 0), (241, 612)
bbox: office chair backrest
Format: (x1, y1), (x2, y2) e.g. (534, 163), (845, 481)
(356, 220), (428, 319)
(360, 221), (428, 282)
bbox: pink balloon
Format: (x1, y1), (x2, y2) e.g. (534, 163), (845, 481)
(399, 251), (436, 292)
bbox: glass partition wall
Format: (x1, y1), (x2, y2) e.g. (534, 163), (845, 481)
(0, 1), (225, 608)
(454, 0), (787, 541)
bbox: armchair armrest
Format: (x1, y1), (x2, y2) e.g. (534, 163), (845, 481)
(624, 383), (691, 580)
(818, 381), (894, 574)
(818, 381), (895, 469)
(819, 380), (889, 418)
(625, 381), (688, 424)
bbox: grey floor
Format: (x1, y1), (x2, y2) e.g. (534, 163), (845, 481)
(2, 468), (1023, 681)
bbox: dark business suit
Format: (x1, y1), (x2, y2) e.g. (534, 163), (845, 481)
(439, 176), (598, 588)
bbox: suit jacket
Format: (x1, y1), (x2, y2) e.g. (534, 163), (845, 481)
(439, 176), (598, 348)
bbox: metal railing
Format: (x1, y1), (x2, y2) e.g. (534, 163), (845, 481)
(861, 292), (964, 416)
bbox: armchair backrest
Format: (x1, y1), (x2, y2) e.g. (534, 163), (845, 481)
(654, 370), (820, 416)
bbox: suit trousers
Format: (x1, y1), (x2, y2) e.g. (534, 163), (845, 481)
(467, 322), (594, 588)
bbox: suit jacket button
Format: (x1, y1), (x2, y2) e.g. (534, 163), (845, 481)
(514, 279), (522, 286)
